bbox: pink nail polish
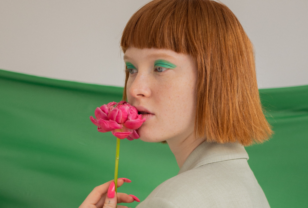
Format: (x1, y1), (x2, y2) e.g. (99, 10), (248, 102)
(129, 194), (140, 202)
(107, 181), (115, 198)
(118, 178), (132, 183)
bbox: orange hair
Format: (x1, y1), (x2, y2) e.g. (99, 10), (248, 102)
(120, 0), (273, 146)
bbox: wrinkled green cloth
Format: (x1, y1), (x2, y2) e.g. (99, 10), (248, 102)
(0, 69), (307, 208)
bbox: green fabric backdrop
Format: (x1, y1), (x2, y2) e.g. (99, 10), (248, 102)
(0, 69), (307, 208)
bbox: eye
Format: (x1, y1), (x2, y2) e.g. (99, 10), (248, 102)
(126, 68), (137, 75)
(154, 66), (167, 73)
(125, 62), (137, 75)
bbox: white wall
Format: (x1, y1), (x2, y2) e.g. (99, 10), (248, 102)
(0, 0), (307, 89)
(223, 0), (308, 88)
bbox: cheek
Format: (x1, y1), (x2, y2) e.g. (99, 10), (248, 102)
(158, 78), (196, 127)
(125, 80), (132, 102)
(173, 89), (195, 123)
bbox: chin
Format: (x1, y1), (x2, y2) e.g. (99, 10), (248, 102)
(138, 134), (161, 143)
(137, 128), (165, 143)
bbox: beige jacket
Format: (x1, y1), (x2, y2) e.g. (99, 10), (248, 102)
(136, 141), (270, 208)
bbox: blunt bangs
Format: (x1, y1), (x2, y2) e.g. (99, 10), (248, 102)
(121, 0), (196, 55)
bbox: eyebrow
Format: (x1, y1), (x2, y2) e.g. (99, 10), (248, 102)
(123, 53), (174, 60)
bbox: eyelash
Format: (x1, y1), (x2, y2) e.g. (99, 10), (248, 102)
(126, 66), (168, 74)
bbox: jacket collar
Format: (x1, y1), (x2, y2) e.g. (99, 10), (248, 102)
(178, 141), (249, 174)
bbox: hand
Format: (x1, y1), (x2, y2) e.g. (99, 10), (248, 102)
(79, 178), (140, 208)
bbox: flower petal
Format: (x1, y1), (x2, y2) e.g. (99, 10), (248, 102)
(100, 104), (109, 115)
(117, 100), (127, 106)
(98, 119), (122, 131)
(112, 131), (132, 139)
(130, 130), (140, 139)
(108, 108), (118, 121)
(115, 109), (123, 124)
(95, 107), (108, 120)
(126, 135), (134, 141)
(116, 106), (129, 123)
(128, 107), (138, 120)
(138, 114), (143, 120)
(124, 118), (145, 129)
(90, 116), (99, 126)
(97, 127), (109, 133)
(107, 101), (117, 109)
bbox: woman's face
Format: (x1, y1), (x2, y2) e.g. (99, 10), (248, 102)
(124, 47), (198, 143)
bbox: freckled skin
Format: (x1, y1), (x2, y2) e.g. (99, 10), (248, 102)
(125, 47), (198, 143)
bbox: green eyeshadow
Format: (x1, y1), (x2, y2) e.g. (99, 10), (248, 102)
(125, 62), (136, 69)
(125, 60), (176, 70)
(154, 59), (177, 69)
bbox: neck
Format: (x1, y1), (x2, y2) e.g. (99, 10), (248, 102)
(166, 132), (205, 169)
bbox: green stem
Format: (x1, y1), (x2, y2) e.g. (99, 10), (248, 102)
(114, 138), (121, 193)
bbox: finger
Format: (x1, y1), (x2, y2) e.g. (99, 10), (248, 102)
(103, 181), (117, 208)
(82, 178), (130, 207)
(80, 180), (113, 206)
(97, 192), (140, 208)
(117, 193), (140, 204)
(95, 178), (131, 207)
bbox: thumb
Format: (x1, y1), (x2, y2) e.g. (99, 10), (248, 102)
(103, 181), (117, 208)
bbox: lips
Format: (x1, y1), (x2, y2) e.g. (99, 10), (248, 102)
(135, 106), (154, 115)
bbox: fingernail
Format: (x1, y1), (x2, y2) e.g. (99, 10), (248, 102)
(118, 178), (131, 183)
(107, 181), (115, 198)
(129, 194), (140, 202)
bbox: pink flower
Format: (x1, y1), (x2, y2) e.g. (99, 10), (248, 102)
(90, 101), (146, 140)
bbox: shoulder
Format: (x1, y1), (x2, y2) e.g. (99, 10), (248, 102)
(137, 159), (270, 208)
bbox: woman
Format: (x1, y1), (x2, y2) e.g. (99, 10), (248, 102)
(80, 0), (273, 207)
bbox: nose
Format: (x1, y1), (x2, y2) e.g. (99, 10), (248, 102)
(127, 72), (151, 99)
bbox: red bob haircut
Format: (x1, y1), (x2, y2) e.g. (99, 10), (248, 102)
(120, 0), (273, 146)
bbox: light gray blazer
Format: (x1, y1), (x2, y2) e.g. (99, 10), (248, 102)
(136, 141), (270, 208)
